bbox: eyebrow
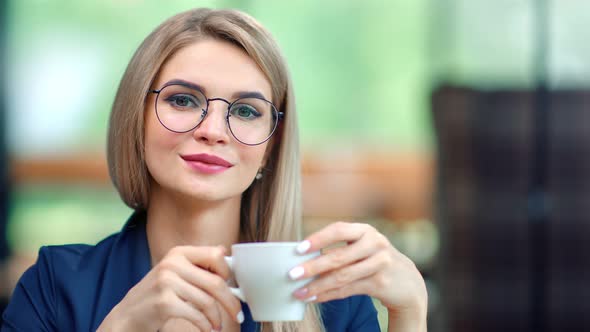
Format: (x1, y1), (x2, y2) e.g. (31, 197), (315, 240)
(163, 79), (206, 94)
(162, 79), (270, 101)
(233, 91), (268, 100)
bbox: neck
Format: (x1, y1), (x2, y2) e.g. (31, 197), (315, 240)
(145, 185), (242, 266)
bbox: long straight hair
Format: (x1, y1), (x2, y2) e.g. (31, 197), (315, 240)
(107, 8), (323, 332)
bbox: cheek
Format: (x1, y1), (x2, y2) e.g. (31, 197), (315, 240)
(146, 106), (183, 144)
(237, 145), (267, 175)
(144, 112), (184, 166)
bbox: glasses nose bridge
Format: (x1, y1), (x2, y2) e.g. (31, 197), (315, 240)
(204, 97), (232, 119)
(207, 97), (231, 108)
(198, 97), (231, 129)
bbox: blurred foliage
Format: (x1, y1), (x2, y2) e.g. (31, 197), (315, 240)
(11, 0), (589, 252)
(432, 0), (590, 89)
(9, 185), (130, 252)
(6, 0), (434, 156)
(6, 0), (435, 253)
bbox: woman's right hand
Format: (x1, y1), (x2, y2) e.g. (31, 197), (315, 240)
(97, 245), (243, 332)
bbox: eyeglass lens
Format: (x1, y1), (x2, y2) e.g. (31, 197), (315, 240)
(155, 84), (278, 145)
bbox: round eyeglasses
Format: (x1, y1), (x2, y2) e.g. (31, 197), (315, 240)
(149, 83), (283, 146)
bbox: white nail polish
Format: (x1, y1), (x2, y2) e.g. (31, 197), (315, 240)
(237, 310), (245, 324)
(304, 295), (317, 303)
(289, 266), (305, 280)
(296, 240), (311, 254)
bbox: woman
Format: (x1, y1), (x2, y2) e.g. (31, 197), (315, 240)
(2, 8), (427, 332)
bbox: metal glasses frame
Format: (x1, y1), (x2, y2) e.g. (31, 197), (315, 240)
(149, 83), (284, 146)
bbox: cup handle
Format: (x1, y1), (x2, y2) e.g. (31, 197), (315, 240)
(224, 256), (246, 302)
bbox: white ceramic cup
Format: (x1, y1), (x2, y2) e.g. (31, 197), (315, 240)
(224, 242), (319, 322)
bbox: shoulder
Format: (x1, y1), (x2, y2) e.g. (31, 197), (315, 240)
(11, 230), (120, 296)
(2, 212), (148, 331)
(320, 295), (380, 331)
(35, 232), (120, 275)
(17, 231), (123, 305)
(1, 234), (122, 331)
(32, 210), (148, 281)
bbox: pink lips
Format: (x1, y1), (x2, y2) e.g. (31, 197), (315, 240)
(181, 153), (233, 174)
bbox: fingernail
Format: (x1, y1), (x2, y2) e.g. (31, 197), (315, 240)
(293, 287), (309, 298)
(237, 310), (244, 324)
(296, 240), (311, 254)
(304, 295), (317, 303)
(288, 266), (305, 280)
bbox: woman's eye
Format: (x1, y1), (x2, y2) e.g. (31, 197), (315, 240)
(167, 94), (199, 108)
(231, 104), (261, 119)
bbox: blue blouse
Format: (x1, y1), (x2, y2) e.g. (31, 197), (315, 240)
(2, 212), (380, 331)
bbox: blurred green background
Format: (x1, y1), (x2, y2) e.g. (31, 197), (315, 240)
(7, 0), (590, 253)
(5, 1), (590, 331)
(6, 0), (437, 252)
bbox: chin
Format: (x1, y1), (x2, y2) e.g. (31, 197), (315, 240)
(184, 186), (243, 203)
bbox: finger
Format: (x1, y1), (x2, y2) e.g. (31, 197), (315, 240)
(289, 238), (377, 280)
(168, 273), (223, 330)
(172, 259), (243, 324)
(305, 276), (375, 303)
(166, 295), (213, 332)
(171, 245), (232, 280)
(296, 222), (372, 254)
(294, 251), (385, 300)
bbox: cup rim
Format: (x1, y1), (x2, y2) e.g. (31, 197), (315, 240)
(232, 241), (299, 249)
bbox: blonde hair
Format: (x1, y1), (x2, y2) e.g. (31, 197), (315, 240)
(107, 8), (323, 332)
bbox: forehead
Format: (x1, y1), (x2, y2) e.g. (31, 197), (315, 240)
(155, 39), (272, 100)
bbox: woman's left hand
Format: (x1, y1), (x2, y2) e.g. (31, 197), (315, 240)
(289, 222), (428, 328)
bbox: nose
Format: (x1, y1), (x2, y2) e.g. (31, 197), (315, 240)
(192, 100), (231, 145)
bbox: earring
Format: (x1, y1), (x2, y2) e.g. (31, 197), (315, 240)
(255, 169), (263, 180)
